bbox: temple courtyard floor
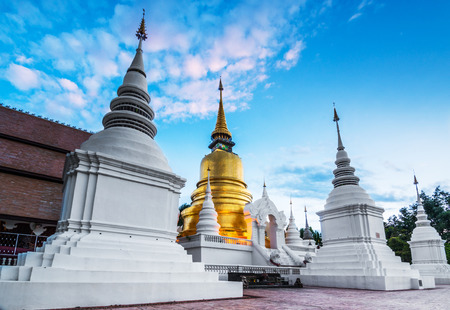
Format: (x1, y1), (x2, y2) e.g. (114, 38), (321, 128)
(67, 285), (449, 310)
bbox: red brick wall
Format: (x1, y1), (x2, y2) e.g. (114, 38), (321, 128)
(0, 106), (92, 151)
(0, 173), (62, 221)
(0, 138), (67, 179)
(0, 106), (93, 222)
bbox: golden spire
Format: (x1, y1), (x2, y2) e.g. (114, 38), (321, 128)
(211, 77), (232, 140)
(136, 9), (148, 41)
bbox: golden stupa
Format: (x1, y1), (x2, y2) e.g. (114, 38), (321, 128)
(180, 79), (253, 239)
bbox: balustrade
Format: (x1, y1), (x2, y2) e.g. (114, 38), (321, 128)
(0, 232), (48, 265)
(205, 264), (301, 275)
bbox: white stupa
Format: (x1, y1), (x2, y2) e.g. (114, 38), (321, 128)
(196, 169), (221, 235)
(0, 13), (241, 310)
(409, 175), (450, 284)
(300, 107), (433, 290)
(285, 199), (304, 246)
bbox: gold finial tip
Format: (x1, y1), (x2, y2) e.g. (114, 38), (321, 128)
(136, 9), (148, 41)
(218, 77), (224, 91)
(414, 175), (418, 185)
(304, 205), (307, 212)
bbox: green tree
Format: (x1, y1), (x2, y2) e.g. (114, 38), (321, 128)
(177, 203), (190, 228)
(387, 236), (411, 262)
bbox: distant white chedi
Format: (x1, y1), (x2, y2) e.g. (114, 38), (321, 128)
(300, 108), (434, 290)
(409, 176), (450, 284)
(0, 16), (241, 310)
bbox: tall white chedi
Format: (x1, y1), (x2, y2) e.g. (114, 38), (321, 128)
(0, 13), (241, 310)
(300, 107), (432, 290)
(196, 169), (221, 235)
(409, 176), (450, 284)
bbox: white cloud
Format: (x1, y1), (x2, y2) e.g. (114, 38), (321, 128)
(67, 92), (86, 108)
(349, 0), (374, 22)
(184, 55), (207, 79)
(83, 76), (102, 96)
(58, 78), (78, 91)
(349, 12), (362, 22)
(276, 40), (305, 70)
(15, 55), (33, 64)
(5, 64), (40, 91)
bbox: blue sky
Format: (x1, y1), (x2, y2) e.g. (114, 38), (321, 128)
(1, 0), (449, 231)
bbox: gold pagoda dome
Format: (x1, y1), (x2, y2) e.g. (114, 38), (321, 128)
(180, 79), (253, 239)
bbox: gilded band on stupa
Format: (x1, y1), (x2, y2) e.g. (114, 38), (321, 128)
(180, 78), (253, 239)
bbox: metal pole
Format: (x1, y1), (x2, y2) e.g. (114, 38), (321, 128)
(13, 233), (19, 255)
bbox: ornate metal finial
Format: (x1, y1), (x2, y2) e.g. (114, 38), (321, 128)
(413, 173), (421, 204)
(333, 103), (339, 122)
(136, 9), (148, 41)
(333, 104), (344, 151)
(219, 76), (224, 91)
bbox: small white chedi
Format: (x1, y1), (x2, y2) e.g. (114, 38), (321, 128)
(300, 107), (434, 290)
(0, 14), (241, 310)
(196, 169), (221, 235)
(409, 176), (450, 284)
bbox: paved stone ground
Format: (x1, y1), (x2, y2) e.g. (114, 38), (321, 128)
(71, 285), (450, 310)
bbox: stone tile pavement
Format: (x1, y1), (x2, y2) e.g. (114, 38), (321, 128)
(68, 285), (450, 310)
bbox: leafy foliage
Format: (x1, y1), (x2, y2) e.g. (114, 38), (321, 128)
(385, 187), (450, 263)
(177, 203), (190, 227)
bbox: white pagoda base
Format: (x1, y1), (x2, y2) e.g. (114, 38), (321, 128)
(0, 149), (242, 310)
(411, 264), (450, 285)
(0, 237), (241, 310)
(300, 241), (435, 290)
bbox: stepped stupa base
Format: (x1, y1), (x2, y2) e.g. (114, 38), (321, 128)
(300, 274), (435, 290)
(0, 234), (242, 310)
(300, 242), (435, 290)
(411, 264), (450, 285)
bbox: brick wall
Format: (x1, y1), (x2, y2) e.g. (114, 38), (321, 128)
(0, 138), (66, 179)
(0, 106), (92, 151)
(0, 106), (92, 223)
(0, 173), (62, 221)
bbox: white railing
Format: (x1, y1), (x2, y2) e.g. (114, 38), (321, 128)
(205, 264), (301, 275)
(178, 234), (253, 246)
(203, 234), (253, 246)
(0, 232), (48, 265)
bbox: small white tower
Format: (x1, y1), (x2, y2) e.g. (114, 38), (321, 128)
(409, 175), (450, 284)
(285, 199), (304, 246)
(196, 169), (221, 235)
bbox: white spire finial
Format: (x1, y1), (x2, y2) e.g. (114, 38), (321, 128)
(262, 180), (268, 198)
(290, 196), (293, 218)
